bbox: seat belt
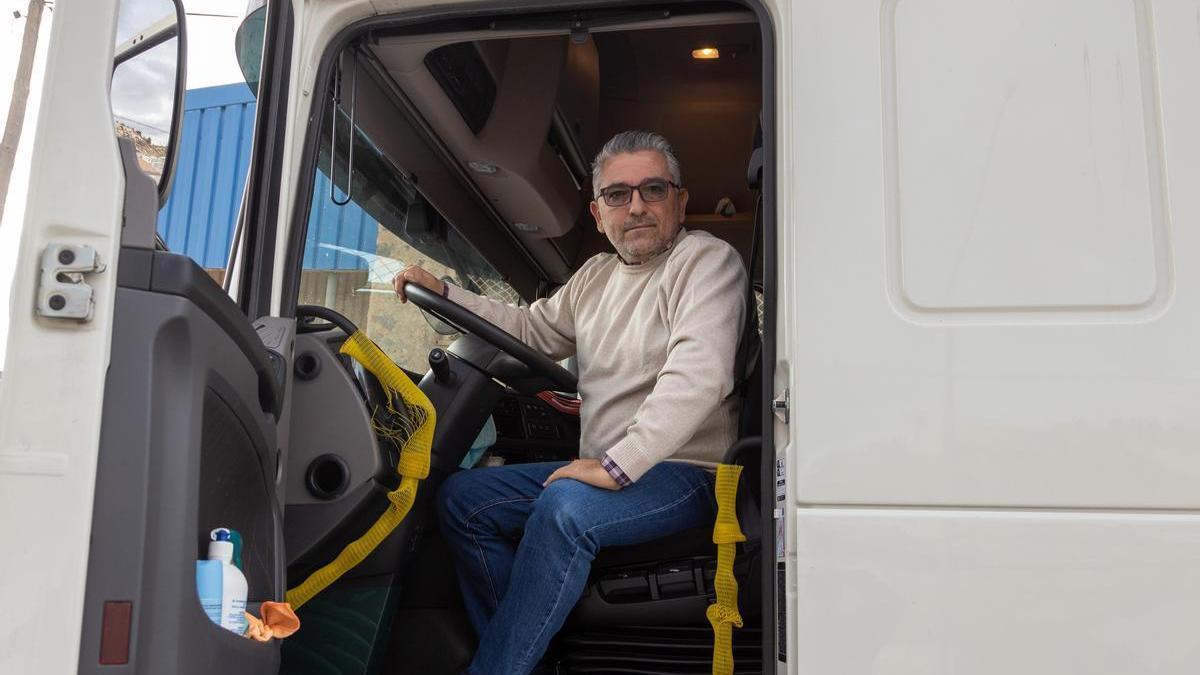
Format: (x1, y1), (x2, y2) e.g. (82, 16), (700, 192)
(711, 126), (763, 671)
(708, 463), (747, 675)
(285, 331), (436, 609)
(731, 194), (763, 396)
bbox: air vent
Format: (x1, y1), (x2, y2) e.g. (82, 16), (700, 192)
(423, 42), (497, 135)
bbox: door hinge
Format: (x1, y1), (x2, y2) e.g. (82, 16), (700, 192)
(37, 243), (106, 322)
(771, 387), (790, 424)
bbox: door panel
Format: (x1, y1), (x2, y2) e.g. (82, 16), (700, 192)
(794, 508), (1200, 674)
(77, 250), (284, 673)
(781, 0), (1200, 670)
(785, 0), (1200, 510)
(0, 1), (125, 672)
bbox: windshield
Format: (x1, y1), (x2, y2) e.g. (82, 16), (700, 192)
(298, 101), (522, 372)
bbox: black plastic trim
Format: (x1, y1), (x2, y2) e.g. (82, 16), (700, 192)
(306, 453), (352, 500)
(296, 304), (359, 336)
(207, 369), (280, 504)
(753, 0), (779, 666)
(117, 246), (154, 289)
(237, 0), (294, 319)
(119, 248), (282, 416)
(156, 0), (187, 209)
(78, 287), (283, 674)
(423, 42), (497, 134)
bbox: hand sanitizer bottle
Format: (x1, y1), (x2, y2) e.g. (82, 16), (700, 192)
(206, 528), (248, 634)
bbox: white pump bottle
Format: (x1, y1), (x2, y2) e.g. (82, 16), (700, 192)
(207, 528), (248, 634)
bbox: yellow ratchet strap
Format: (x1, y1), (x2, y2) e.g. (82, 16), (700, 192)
(285, 331), (436, 609)
(707, 463), (746, 675)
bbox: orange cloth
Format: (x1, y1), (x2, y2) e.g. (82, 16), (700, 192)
(243, 601), (300, 642)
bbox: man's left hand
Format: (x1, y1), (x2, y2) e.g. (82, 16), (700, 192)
(543, 459), (621, 491)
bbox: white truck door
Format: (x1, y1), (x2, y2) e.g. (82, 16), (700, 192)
(780, 0), (1200, 671)
(1, 1), (290, 673)
(0, 1), (131, 672)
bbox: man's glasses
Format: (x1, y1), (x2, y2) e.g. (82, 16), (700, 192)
(596, 178), (681, 207)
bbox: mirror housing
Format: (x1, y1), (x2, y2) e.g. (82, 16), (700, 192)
(110, 0), (187, 208)
(235, 1), (268, 96)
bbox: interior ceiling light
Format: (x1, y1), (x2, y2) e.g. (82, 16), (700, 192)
(512, 222), (539, 232)
(468, 161), (499, 175)
(691, 47), (720, 60)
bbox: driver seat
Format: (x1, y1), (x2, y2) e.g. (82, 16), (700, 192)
(559, 354), (764, 674)
(558, 122), (766, 672)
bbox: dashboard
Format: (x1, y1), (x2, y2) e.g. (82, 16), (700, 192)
(489, 391), (580, 463)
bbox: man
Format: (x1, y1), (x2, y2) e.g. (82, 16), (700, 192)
(392, 130), (747, 675)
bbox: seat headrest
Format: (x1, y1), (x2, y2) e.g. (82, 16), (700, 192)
(747, 115), (763, 190)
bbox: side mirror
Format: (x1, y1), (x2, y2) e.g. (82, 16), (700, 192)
(235, 1), (268, 97)
(110, 0), (187, 208)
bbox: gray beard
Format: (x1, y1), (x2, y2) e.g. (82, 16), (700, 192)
(615, 236), (673, 265)
(611, 216), (673, 264)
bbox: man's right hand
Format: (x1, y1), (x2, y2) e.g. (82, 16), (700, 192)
(392, 265), (446, 303)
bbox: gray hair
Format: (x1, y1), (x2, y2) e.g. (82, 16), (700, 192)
(590, 130), (682, 196)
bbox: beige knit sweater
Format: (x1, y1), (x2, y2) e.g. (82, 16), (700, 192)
(445, 228), (747, 483)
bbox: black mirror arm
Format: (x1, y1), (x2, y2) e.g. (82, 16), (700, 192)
(158, 0), (187, 208)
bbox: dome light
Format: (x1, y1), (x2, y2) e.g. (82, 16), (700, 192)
(691, 47), (719, 60)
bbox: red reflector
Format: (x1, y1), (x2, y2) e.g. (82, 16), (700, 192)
(99, 601), (133, 665)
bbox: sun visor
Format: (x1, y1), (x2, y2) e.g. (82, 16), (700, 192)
(375, 36), (584, 239)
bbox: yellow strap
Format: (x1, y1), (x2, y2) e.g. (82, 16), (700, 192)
(708, 463), (746, 675)
(285, 331), (436, 609)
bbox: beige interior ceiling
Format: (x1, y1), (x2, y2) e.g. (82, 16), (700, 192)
(367, 7), (761, 275)
(373, 35), (584, 240)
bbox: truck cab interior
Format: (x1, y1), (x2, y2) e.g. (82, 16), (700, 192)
(80, 2), (774, 674)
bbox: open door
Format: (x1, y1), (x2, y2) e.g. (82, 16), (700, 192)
(75, 0), (292, 671)
(0, 0), (291, 672)
(0, 0), (146, 672)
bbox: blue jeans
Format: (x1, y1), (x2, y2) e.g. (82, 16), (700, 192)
(436, 460), (717, 675)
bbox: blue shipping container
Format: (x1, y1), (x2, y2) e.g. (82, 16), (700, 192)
(157, 83), (376, 271)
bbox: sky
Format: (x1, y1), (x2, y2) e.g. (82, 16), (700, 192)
(0, 0), (249, 371)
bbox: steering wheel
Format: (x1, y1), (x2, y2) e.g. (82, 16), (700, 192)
(295, 304), (397, 425)
(404, 283), (578, 393)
